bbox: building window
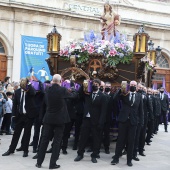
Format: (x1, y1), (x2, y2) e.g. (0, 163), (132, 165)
(156, 55), (169, 68)
(153, 74), (165, 81)
(0, 42), (5, 53)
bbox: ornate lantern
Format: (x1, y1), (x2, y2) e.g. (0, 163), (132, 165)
(46, 25), (62, 76)
(47, 25), (62, 54)
(133, 25), (150, 57)
(156, 46), (162, 57)
(148, 40), (156, 65)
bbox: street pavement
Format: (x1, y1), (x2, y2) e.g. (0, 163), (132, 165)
(0, 124), (170, 170)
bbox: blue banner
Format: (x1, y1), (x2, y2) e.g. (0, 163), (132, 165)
(21, 35), (52, 82)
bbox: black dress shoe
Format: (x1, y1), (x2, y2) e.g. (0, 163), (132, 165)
(29, 141), (33, 146)
(33, 149), (37, 153)
(2, 150), (14, 156)
(111, 159), (119, 165)
(23, 151), (28, 157)
(0, 132), (3, 135)
(16, 146), (23, 151)
(105, 149), (110, 154)
(46, 148), (52, 153)
(146, 142), (151, 145)
(74, 155), (83, 162)
(72, 144), (77, 150)
(35, 163), (41, 168)
(62, 149), (68, 155)
(132, 156), (139, 161)
(96, 154), (100, 159)
(86, 148), (92, 152)
(165, 129), (168, 132)
(139, 152), (146, 156)
(91, 157), (97, 163)
(33, 154), (38, 159)
(49, 164), (60, 169)
(6, 132), (13, 135)
(127, 161), (133, 166)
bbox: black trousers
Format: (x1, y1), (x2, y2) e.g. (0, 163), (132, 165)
(1, 113), (12, 133)
(103, 121), (111, 150)
(146, 119), (154, 142)
(9, 114), (34, 152)
(61, 116), (82, 150)
(114, 120), (137, 162)
(77, 118), (101, 158)
(138, 120), (148, 153)
(133, 124), (141, 157)
(33, 117), (42, 151)
(37, 123), (64, 167)
(161, 110), (168, 128)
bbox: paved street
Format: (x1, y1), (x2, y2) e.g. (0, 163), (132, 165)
(0, 124), (170, 170)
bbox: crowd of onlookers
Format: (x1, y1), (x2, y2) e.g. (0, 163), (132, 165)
(0, 77), (20, 136)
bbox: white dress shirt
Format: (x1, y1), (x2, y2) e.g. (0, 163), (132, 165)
(20, 90), (26, 114)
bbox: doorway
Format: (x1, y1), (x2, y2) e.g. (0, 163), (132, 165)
(0, 41), (7, 82)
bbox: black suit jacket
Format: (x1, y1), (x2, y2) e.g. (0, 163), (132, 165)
(104, 92), (114, 123)
(115, 90), (144, 126)
(81, 89), (107, 126)
(160, 93), (169, 112)
(42, 84), (77, 125)
(12, 85), (37, 119)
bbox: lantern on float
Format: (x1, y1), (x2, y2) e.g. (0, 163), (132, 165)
(47, 25), (62, 54)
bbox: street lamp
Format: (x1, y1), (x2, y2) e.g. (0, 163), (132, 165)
(156, 45), (162, 57)
(148, 40), (156, 65)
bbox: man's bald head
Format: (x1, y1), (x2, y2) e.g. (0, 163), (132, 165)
(130, 81), (137, 87)
(52, 74), (62, 85)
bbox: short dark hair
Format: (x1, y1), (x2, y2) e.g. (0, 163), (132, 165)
(6, 92), (13, 96)
(44, 80), (51, 84)
(4, 77), (10, 82)
(93, 79), (101, 85)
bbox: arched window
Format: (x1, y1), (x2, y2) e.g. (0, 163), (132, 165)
(156, 55), (169, 68)
(0, 42), (5, 53)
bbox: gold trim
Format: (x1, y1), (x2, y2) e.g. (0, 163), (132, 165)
(118, 69), (135, 74)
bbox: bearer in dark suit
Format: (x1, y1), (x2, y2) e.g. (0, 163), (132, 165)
(74, 79), (107, 163)
(159, 87), (169, 132)
(2, 78), (37, 157)
(111, 81), (143, 167)
(103, 81), (114, 154)
(36, 74), (77, 169)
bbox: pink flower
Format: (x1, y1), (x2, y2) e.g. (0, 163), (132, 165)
(109, 49), (117, 56)
(81, 47), (85, 52)
(88, 47), (94, 54)
(149, 60), (154, 67)
(60, 50), (64, 56)
(63, 50), (69, 55)
(71, 43), (76, 49)
(119, 44), (125, 49)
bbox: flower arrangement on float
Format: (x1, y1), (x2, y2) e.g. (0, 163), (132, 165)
(60, 31), (134, 67)
(141, 55), (155, 70)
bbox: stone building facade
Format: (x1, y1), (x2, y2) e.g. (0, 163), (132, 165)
(0, 0), (170, 90)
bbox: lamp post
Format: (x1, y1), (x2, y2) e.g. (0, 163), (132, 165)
(148, 40), (156, 65)
(156, 45), (162, 58)
(46, 25), (62, 75)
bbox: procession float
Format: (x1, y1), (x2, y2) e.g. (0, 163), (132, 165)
(45, 2), (156, 89)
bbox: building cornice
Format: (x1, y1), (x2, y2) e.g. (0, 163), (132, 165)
(1, 1), (170, 31)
